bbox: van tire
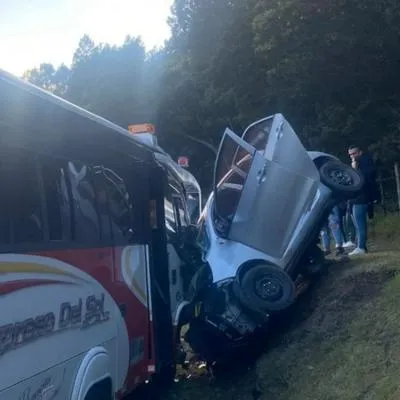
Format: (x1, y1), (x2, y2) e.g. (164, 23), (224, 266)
(235, 264), (295, 313)
(84, 378), (112, 400)
(319, 160), (364, 198)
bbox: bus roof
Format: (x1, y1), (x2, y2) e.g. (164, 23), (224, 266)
(0, 69), (202, 197)
(128, 123), (202, 195)
(0, 69), (154, 163)
(155, 152), (201, 192)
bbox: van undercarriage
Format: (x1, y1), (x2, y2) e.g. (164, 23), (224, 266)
(179, 240), (326, 367)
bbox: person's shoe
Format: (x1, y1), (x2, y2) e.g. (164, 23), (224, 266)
(343, 241), (356, 249)
(322, 250), (331, 256)
(348, 247), (366, 256)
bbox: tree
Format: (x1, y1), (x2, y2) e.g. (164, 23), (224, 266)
(23, 63), (71, 96)
(252, 0), (400, 159)
(23, 0), (400, 189)
(72, 35), (96, 66)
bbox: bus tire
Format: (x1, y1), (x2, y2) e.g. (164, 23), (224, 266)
(156, 363), (176, 389)
(144, 364), (176, 399)
(84, 378), (112, 400)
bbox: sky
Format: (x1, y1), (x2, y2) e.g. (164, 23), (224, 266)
(0, 0), (174, 76)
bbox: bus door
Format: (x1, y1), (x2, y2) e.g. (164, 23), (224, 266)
(165, 176), (195, 323)
(88, 161), (153, 390)
(147, 165), (175, 377)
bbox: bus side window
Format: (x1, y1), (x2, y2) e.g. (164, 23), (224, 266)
(39, 157), (73, 241)
(173, 195), (189, 230)
(67, 161), (101, 244)
(0, 157), (11, 245)
(90, 167), (112, 243)
(8, 151), (44, 244)
(165, 187), (178, 234)
(98, 166), (134, 244)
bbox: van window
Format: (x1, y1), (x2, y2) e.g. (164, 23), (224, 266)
(214, 133), (254, 236)
(241, 117), (273, 154)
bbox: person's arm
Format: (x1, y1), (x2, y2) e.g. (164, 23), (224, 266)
(359, 155), (376, 182)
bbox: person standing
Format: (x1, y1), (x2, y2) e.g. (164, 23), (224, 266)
(347, 145), (377, 256)
(320, 205), (345, 256)
(337, 201), (354, 248)
(342, 200), (356, 249)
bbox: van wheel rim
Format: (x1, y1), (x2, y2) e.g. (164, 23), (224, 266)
(329, 168), (353, 186)
(254, 276), (283, 301)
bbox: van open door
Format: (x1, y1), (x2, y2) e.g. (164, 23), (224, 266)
(213, 114), (320, 259)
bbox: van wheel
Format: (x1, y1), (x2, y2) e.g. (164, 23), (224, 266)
(319, 160), (364, 198)
(235, 264), (295, 313)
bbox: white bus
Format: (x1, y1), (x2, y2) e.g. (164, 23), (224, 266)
(0, 70), (201, 400)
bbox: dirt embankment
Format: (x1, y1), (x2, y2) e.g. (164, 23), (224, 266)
(168, 248), (400, 400)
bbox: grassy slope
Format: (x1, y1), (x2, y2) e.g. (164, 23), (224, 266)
(257, 252), (400, 400)
(168, 215), (400, 400)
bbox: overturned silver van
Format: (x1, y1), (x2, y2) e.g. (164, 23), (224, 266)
(185, 114), (363, 361)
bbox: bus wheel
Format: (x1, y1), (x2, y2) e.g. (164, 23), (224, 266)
(236, 264), (295, 313)
(84, 378), (112, 400)
(153, 364), (177, 391)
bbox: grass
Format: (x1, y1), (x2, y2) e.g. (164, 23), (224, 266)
(167, 215), (400, 400)
(256, 252), (400, 400)
(369, 213), (400, 249)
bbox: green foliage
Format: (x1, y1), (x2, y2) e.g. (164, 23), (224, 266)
(23, 63), (71, 97)
(23, 0), (400, 189)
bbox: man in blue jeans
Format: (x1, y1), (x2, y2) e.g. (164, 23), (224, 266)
(347, 145), (377, 256)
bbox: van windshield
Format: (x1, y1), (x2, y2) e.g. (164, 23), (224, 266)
(213, 133), (254, 236)
(241, 117), (273, 154)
